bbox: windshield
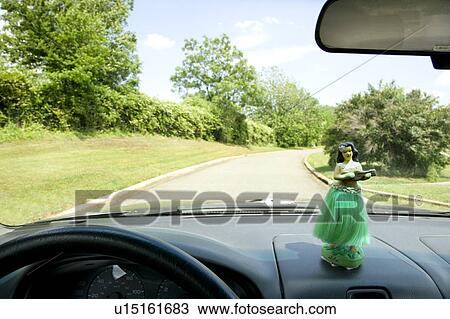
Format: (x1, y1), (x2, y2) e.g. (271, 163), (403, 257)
(0, 0), (449, 226)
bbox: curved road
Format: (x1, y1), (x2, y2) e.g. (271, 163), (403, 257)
(147, 149), (328, 203)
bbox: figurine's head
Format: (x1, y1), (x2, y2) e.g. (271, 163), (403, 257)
(336, 141), (359, 163)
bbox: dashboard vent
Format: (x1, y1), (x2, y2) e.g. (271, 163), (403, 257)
(347, 288), (390, 299)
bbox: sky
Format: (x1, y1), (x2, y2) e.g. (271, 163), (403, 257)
(125, 0), (450, 106)
(7, 0), (448, 106)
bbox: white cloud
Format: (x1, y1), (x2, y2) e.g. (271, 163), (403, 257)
(436, 72), (450, 87)
(232, 16), (283, 50)
(233, 18), (276, 50)
(246, 45), (317, 68)
(145, 33), (175, 50)
(234, 20), (264, 33)
(263, 16), (280, 25)
(233, 21), (265, 49)
(234, 33), (268, 50)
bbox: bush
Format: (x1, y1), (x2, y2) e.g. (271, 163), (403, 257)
(182, 97), (221, 141)
(271, 109), (330, 148)
(0, 67), (130, 131)
(116, 94), (221, 141)
(0, 122), (50, 143)
(37, 70), (127, 131)
(246, 120), (274, 146)
(208, 97), (249, 145)
(0, 66), (40, 126)
(0, 65), (275, 147)
(274, 121), (306, 148)
(116, 93), (159, 133)
(323, 82), (450, 176)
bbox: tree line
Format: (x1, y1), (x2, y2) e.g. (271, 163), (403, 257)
(0, 0), (448, 177)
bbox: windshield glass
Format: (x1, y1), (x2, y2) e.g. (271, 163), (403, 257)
(0, 0), (449, 226)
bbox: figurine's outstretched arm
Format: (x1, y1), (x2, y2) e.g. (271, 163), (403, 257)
(356, 163), (372, 180)
(333, 165), (355, 180)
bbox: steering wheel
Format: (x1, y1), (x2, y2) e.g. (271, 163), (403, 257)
(0, 225), (237, 298)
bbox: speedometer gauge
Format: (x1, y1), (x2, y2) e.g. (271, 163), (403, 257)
(157, 279), (190, 298)
(87, 265), (145, 299)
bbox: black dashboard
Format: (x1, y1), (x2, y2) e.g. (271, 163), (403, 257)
(0, 213), (449, 299)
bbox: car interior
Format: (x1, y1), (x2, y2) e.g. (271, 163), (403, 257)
(0, 0), (449, 299)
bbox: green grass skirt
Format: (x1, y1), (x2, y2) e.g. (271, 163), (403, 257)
(313, 185), (370, 247)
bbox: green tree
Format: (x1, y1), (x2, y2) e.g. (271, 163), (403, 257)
(252, 67), (331, 147)
(0, 0), (139, 88)
(323, 82), (450, 177)
(171, 34), (259, 111)
(171, 35), (260, 144)
(0, 0), (140, 129)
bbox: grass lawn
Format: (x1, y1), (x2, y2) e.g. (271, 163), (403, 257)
(1, 132), (279, 225)
(307, 151), (450, 207)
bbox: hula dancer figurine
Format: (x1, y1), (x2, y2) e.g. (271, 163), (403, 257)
(313, 142), (376, 270)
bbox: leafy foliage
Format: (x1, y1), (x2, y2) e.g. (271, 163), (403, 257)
(171, 35), (260, 144)
(0, 0), (139, 130)
(246, 120), (274, 146)
(0, 64), (39, 125)
(252, 67), (333, 147)
(0, 0), (139, 88)
(114, 93), (221, 141)
(323, 82), (450, 177)
(171, 34), (258, 110)
(181, 95), (222, 141)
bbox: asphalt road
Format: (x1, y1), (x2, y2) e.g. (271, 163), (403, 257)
(147, 149), (328, 204)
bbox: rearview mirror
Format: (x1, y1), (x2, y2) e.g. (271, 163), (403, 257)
(316, 0), (450, 69)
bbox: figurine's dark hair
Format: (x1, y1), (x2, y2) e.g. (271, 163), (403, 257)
(336, 141), (359, 163)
